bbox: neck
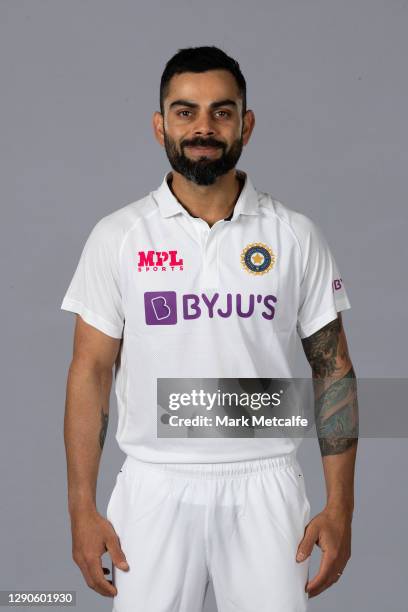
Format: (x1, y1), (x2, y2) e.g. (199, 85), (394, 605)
(167, 169), (244, 227)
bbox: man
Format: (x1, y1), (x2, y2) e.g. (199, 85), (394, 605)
(61, 46), (358, 611)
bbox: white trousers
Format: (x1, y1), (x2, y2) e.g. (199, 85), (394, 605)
(106, 453), (311, 612)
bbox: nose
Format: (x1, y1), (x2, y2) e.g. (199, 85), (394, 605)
(193, 112), (216, 136)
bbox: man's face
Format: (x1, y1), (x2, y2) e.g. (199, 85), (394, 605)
(155, 69), (254, 186)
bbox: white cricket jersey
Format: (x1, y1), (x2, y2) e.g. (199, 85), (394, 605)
(60, 169), (351, 463)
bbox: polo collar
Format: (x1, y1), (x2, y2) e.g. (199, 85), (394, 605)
(152, 169), (260, 219)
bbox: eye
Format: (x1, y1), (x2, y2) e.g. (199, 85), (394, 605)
(177, 110), (192, 117)
(215, 110), (231, 118)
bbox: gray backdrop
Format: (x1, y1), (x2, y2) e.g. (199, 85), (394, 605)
(1, 0), (407, 610)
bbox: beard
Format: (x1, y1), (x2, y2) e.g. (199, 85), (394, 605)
(163, 130), (244, 186)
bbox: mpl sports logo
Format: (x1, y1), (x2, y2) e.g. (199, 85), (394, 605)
(138, 250), (183, 272)
(144, 291), (278, 325)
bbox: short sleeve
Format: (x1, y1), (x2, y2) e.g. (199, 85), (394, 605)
(296, 219), (351, 339)
(60, 218), (125, 338)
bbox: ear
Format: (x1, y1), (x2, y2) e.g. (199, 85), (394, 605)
(152, 111), (165, 146)
(242, 109), (255, 146)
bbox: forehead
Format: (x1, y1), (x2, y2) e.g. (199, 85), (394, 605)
(165, 69), (241, 106)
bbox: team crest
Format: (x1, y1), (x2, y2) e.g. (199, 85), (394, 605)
(241, 242), (276, 275)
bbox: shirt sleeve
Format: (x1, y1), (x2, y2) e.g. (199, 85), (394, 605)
(60, 218), (125, 338)
(296, 219), (351, 339)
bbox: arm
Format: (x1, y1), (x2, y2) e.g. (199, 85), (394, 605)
(64, 314), (129, 597)
(296, 312), (359, 598)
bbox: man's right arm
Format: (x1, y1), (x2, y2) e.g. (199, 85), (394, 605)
(63, 314), (128, 597)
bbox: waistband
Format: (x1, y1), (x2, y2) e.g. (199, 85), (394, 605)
(121, 453), (299, 480)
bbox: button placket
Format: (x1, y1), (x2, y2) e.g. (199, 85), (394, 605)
(215, 221), (230, 286)
(201, 220), (225, 289)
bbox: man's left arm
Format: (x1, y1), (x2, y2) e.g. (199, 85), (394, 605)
(296, 312), (359, 598)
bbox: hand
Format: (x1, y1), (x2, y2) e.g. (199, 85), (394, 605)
(296, 506), (352, 598)
(71, 508), (129, 597)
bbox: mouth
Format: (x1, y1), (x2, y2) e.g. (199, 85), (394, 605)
(185, 145), (221, 156)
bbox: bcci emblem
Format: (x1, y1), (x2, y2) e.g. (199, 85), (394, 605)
(241, 242), (276, 275)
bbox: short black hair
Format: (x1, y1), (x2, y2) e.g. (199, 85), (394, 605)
(159, 46), (247, 116)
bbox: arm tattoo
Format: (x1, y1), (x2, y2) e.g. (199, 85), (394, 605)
(302, 317), (359, 456)
(302, 318), (342, 378)
(315, 365), (359, 455)
(99, 407), (109, 450)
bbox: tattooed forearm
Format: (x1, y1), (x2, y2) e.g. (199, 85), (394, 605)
(302, 315), (359, 456)
(301, 318), (342, 378)
(315, 365), (359, 455)
(99, 407), (109, 450)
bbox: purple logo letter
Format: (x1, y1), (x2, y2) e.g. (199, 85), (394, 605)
(144, 291), (177, 325)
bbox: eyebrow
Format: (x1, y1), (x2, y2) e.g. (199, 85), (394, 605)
(169, 98), (237, 110)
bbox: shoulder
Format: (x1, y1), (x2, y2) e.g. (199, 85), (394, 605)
(257, 191), (323, 256)
(86, 192), (158, 250)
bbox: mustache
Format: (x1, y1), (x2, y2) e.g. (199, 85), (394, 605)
(182, 138), (225, 149)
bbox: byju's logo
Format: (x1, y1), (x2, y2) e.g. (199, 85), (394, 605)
(144, 291), (277, 325)
(332, 278), (344, 291)
(138, 250), (183, 272)
(144, 292), (177, 325)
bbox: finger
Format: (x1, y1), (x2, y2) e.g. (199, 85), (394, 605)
(307, 578), (333, 599)
(77, 560), (96, 592)
(77, 558), (116, 597)
(308, 565), (345, 597)
(106, 532), (129, 571)
(85, 556), (117, 597)
(306, 550), (337, 592)
(296, 523), (319, 562)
